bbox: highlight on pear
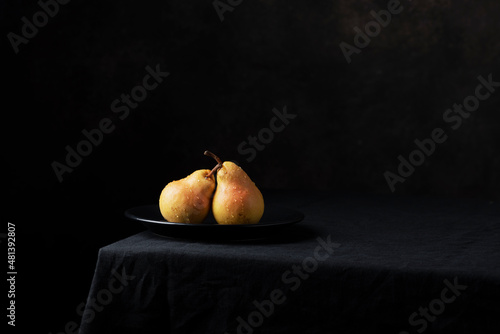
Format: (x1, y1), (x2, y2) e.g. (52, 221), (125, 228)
(158, 151), (264, 225)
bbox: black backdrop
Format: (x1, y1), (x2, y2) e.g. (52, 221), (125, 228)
(3, 0), (500, 332)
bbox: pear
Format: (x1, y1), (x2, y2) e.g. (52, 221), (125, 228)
(159, 166), (220, 224)
(205, 151), (264, 225)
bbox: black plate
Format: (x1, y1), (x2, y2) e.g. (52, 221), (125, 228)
(124, 205), (304, 240)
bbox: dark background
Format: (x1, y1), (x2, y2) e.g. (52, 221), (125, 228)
(2, 0), (499, 332)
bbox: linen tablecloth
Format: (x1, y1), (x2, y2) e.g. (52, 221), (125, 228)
(79, 192), (500, 333)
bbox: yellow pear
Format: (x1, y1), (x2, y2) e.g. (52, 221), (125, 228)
(159, 168), (218, 224)
(205, 151), (264, 225)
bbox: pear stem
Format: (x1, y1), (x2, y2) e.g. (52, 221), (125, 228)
(204, 151), (223, 179)
(206, 163), (222, 179)
(204, 150), (223, 165)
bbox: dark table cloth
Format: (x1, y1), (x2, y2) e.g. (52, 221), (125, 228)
(79, 192), (500, 334)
